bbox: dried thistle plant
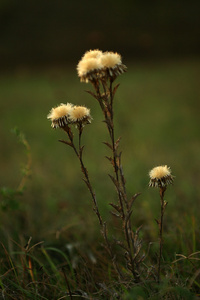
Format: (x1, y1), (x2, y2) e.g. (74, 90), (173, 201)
(149, 165), (174, 282)
(48, 50), (144, 283)
(47, 103), (102, 221)
(76, 49), (143, 281)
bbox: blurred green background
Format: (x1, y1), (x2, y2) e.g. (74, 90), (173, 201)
(0, 0), (200, 247)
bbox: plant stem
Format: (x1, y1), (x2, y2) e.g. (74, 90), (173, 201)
(63, 125), (102, 226)
(158, 186), (166, 283)
(62, 124), (123, 279)
(93, 79), (140, 281)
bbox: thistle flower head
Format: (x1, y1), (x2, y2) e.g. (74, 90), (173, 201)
(101, 52), (121, 68)
(82, 49), (103, 60)
(77, 49), (127, 82)
(77, 57), (103, 83)
(47, 103), (73, 128)
(100, 51), (127, 79)
(69, 105), (92, 126)
(149, 165), (174, 188)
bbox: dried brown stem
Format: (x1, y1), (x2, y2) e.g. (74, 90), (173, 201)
(61, 123), (123, 280)
(90, 78), (141, 282)
(158, 186), (167, 283)
(62, 125), (102, 226)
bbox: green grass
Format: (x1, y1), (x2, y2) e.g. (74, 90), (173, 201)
(0, 58), (200, 298)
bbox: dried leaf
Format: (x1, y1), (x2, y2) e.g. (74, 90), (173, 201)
(110, 211), (120, 218)
(109, 202), (121, 213)
(135, 225), (143, 235)
(82, 177), (91, 189)
(103, 142), (113, 150)
(114, 137), (121, 151)
(59, 140), (72, 147)
(115, 240), (128, 251)
(129, 193), (141, 209)
(125, 210), (133, 224)
(86, 90), (98, 100)
(103, 118), (112, 129)
(113, 83), (120, 97)
(105, 156), (115, 167)
(108, 174), (119, 189)
(79, 145), (85, 157)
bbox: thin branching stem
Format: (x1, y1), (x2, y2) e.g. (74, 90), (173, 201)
(91, 78), (141, 282)
(63, 125), (102, 226)
(61, 122), (123, 280)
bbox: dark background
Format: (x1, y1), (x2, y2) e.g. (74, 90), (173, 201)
(1, 0), (200, 68)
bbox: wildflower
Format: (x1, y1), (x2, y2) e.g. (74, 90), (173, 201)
(149, 165), (174, 188)
(69, 105), (92, 125)
(82, 49), (103, 60)
(77, 57), (103, 83)
(100, 51), (127, 79)
(47, 103), (73, 128)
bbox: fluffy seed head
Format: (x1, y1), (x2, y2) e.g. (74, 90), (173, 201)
(69, 105), (92, 125)
(47, 103), (73, 128)
(149, 165), (174, 188)
(101, 52), (122, 68)
(100, 51), (127, 79)
(82, 49), (103, 60)
(77, 57), (103, 82)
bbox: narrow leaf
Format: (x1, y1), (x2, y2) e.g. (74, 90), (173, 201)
(114, 137), (121, 151)
(79, 145), (85, 157)
(109, 202), (121, 213)
(105, 156), (114, 167)
(108, 174), (119, 189)
(110, 211), (120, 218)
(125, 210), (133, 224)
(113, 83), (120, 97)
(103, 142), (113, 150)
(59, 140), (72, 147)
(115, 240), (128, 251)
(86, 90), (98, 100)
(129, 193), (141, 209)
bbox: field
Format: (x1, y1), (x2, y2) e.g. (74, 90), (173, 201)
(0, 58), (200, 299)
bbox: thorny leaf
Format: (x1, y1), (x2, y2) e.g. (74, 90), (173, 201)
(82, 178), (91, 190)
(106, 102), (112, 115)
(133, 243), (142, 260)
(108, 174), (119, 189)
(155, 218), (160, 225)
(164, 201), (168, 210)
(101, 92), (110, 100)
(113, 83), (120, 97)
(103, 118), (113, 129)
(103, 142), (113, 150)
(59, 140), (73, 147)
(109, 202), (121, 213)
(135, 224), (143, 236)
(79, 145), (85, 157)
(110, 211), (121, 218)
(125, 209), (133, 224)
(129, 193), (141, 210)
(137, 253), (146, 264)
(116, 152), (122, 168)
(106, 157), (115, 168)
(115, 240), (128, 252)
(86, 90), (99, 100)
(114, 137), (121, 151)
